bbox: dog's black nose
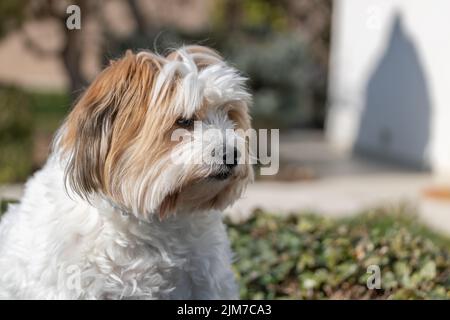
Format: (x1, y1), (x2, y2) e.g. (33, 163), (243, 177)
(223, 147), (239, 169)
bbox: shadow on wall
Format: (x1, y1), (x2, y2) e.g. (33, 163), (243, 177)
(355, 14), (431, 170)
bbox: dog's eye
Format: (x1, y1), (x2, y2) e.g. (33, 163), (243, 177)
(176, 118), (195, 128)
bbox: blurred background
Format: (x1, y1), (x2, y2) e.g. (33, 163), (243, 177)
(0, 0), (449, 299)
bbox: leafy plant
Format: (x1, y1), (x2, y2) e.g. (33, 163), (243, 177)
(225, 206), (450, 299)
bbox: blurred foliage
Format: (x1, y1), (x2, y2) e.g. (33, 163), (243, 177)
(212, 0), (331, 128)
(226, 34), (313, 129)
(29, 91), (70, 134)
(0, 0), (27, 37)
(0, 86), (33, 183)
(225, 206), (450, 299)
(0, 89), (69, 183)
(212, 0), (289, 34)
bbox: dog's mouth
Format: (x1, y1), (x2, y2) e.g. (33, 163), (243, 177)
(209, 167), (234, 180)
(210, 171), (232, 180)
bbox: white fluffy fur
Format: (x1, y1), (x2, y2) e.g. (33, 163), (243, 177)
(0, 156), (238, 299)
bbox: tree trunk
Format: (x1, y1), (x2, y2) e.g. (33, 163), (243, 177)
(61, 28), (87, 102)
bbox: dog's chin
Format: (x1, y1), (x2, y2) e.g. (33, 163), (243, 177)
(183, 172), (232, 203)
(157, 169), (238, 217)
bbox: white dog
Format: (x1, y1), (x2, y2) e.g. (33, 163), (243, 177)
(0, 46), (253, 299)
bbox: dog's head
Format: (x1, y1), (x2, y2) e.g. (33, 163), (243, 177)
(57, 46), (253, 219)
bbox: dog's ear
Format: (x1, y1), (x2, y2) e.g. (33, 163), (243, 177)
(59, 51), (158, 199)
(61, 61), (125, 199)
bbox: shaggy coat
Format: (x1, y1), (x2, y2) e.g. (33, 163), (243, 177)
(0, 46), (253, 299)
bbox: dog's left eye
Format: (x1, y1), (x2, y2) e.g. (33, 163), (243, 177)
(176, 118), (195, 128)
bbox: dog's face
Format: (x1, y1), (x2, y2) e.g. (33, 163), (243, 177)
(58, 46), (253, 218)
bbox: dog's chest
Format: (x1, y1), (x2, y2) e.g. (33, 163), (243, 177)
(76, 214), (217, 299)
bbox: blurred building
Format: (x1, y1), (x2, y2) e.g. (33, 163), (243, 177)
(326, 0), (450, 179)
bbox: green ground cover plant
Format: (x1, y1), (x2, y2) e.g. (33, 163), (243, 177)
(226, 206), (450, 299)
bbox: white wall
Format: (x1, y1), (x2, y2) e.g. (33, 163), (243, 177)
(326, 0), (450, 177)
